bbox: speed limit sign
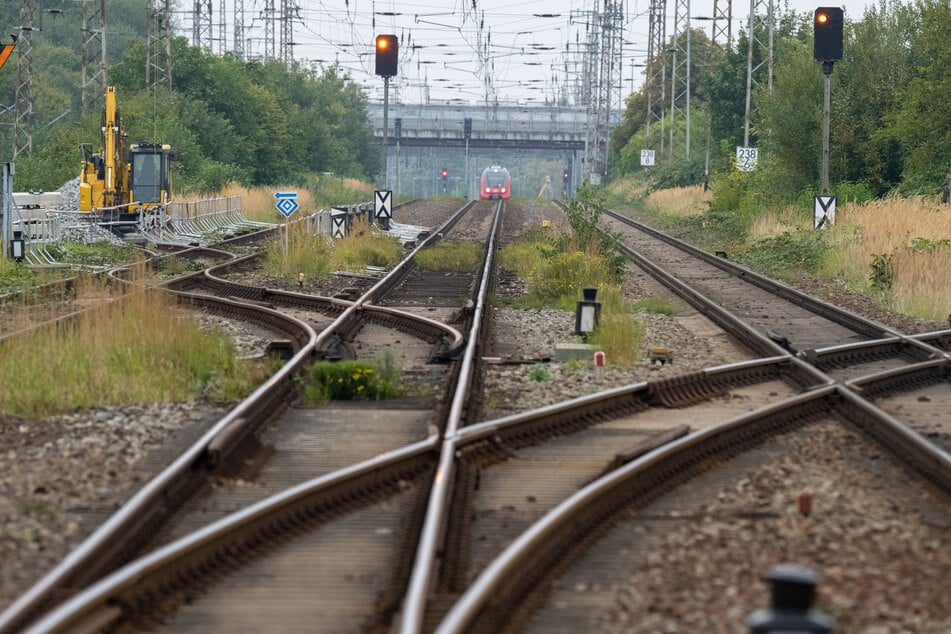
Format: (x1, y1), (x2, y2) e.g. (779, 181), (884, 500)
(640, 149), (655, 167)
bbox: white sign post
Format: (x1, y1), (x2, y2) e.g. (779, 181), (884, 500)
(814, 195), (836, 229)
(640, 149), (655, 167)
(736, 147), (758, 172)
(374, 190), (392, 229)
(274, 191), (299, 262)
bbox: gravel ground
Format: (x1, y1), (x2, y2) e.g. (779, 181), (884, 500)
(601, 421), (951, 633)
(0, 197), (946, 616)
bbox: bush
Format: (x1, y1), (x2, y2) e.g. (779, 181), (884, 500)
(301, 356), (403, 404)
(734, 230), (830, 275)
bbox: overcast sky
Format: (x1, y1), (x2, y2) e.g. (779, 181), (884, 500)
(196, 0), (878, 106)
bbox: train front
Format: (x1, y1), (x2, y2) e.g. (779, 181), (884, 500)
(481, 166), (511, 200)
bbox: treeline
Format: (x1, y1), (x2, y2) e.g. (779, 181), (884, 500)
(0, 0), (379, 193)
(610, 0), (950, 206)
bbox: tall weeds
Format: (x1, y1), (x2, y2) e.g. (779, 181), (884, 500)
(826, 196), (951, 320)
(0, 265), (266, 418)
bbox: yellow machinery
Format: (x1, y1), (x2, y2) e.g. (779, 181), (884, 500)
(79, 87), (175, 217)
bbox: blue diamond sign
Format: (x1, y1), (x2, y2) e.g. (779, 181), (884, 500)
(274, 191), (299, 218)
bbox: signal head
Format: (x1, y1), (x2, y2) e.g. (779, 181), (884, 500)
(813, 7), (843, 63)
(375, 34), (398, 76)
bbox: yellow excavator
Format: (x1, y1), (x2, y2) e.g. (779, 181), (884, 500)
(79, 86), (175, 219)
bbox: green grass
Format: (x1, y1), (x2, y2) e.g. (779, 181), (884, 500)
(528, 363), (552, 382)
(299, 354), (404, 405)
(498, 226), (647, 368)
(733, 230), (830, 277)
(262, 220), (403, 280)
(415, 241), (483, 271)
(0, 280), (275, 419)
(0, 257), (67, 295)
(586, 313), (646, 367)
(48, 241), (145, 268)
(499, 230), (619, 311)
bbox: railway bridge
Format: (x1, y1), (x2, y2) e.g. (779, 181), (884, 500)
(367, 102), (615, 198)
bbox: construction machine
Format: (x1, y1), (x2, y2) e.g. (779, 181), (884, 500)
(79, 87), (175, 220)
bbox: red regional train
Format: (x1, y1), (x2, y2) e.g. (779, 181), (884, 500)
(480, 166), (511, 200)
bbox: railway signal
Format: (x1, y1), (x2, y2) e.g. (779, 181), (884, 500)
(376, 34), (398, 189)
(441, 168), (448, 179)
(814, 7), (844, 200)
(441, 168), (448, 193)
(562, 168), (570, 182)
(813, 7), (843, 63)
(375, 34), (398, 77)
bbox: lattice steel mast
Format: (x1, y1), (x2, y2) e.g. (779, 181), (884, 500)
(645, 0), (667, 155)
(233, 0), (246, 60)
(80, 0), (107, 113)
(743, 0), (773, 145)
(146, 0), (172, 92)
(193, 0), (212, 49)
(13, 0), (35, 159)
(668, 0), (691, 159)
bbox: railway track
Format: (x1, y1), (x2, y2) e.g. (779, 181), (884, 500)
(4, 198), (950, 632)
(1, 199), (502, 633)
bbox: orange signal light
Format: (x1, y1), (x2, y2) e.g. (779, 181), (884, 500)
(816, 12), (828, 23)
(376, 36), (389, 50)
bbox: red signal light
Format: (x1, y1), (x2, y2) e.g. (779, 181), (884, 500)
(441, 169), (448, 178)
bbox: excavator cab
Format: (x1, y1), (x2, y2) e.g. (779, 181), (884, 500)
(130, 142), (175, 208)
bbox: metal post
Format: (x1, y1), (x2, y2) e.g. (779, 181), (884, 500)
(1, 163), (13, 259)
(821, 62), (832, 195)
(382, 75), (389, 189)
(743, 0), (754, 147)
(465, 137), (470, 199)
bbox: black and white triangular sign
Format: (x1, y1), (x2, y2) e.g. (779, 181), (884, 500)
(374, 190), (392, 219)
(814, 195), (836, 229)
(331, 207), (348, 239)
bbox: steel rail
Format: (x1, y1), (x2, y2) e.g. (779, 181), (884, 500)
(22, 436), (441, 634)
(399, 200), (504, 633)
(0, 297), (318, 634)
(193, 253), (465, 358)
(454, 356), (828, 449)
(605, 209), (951, 364)
(0, 199), (477, 633)
(845, 358), (950, 399)
(436, 381), (951, 632)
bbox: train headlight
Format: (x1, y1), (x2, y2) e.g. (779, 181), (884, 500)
(501, 188), (506, 193)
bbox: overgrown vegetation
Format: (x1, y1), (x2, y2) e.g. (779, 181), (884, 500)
(0, 268), (274, 418)
(415, 241), (483, 271)
(262, 219), (403, 281)
(610, 177), (951, 322)
(499, 189), (646, 366)
(0, 259), (62, 295)
(300, 355), (403, 405)
(733, 230), (830, 277)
